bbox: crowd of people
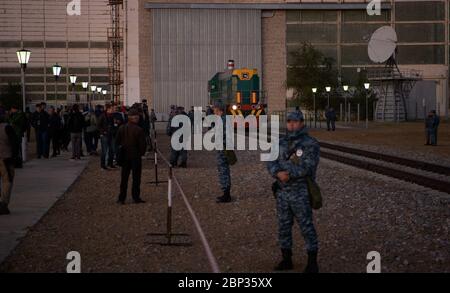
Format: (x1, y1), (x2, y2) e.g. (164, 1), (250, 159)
(0, 99), (157, 214)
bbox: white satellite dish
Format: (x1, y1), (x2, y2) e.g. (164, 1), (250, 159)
(368, 26), (398, 64)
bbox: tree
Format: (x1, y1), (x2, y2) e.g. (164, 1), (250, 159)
(0, 83), (22, 110)
(286, 43), (339, 110)
(348, 69), (378, 120)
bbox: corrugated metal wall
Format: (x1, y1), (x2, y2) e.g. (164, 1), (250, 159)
(152, 9), (262, 114)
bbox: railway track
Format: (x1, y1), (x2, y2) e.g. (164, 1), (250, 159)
(319, 142), (450, 194)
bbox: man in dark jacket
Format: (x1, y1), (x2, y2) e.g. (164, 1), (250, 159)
(98, 105), (117, 169)
(425, 110), (440, 146)
(116, 109), (147, 204)
(167, 106), (188, 168)
(325, 107), (337, 131)
(31, 103), (50, 159)
(48, 106), (62, 157)
(0, 115), (19, 215)
(67, 104), (85, 160)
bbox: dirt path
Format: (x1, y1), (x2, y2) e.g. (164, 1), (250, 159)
(1, 134), (449, 273)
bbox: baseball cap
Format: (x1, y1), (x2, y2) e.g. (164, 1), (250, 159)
(287, 111), (304, 122)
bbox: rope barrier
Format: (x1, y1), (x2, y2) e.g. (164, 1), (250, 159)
(172, 176), (220, 273)
(150, 146), (220, 273)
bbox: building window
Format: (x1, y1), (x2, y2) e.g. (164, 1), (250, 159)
(395, 1), (445, 21)
(397, 45), (445, 64)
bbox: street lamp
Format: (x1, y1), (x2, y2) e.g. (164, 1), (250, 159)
(312, 87), (317, 128)
(53, 64), (62, 107)
(325, 86), (331, 108)
(16, 49), (31, 112)
(70, 75), (77, 105)
(82, 82), (89, 106)
(97, 87), (102, 100)
(90, 85), (97, 101)
(364, 82), (370, 129)
(17, 48), (31, 163)
(343, 85), (349, 123)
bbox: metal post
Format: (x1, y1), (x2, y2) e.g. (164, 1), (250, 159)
(87, 90), (90, 109)
(357, 103), (360, 125)
(344, 96), (348, 123)
(366, 93), (369, 129)
(55, 79), (58, 108)
(348, 102), (351, 123)
(21, 67), (27, 162)
(313, 93), (316, 128)
(340, 103), (343, 121)
(327, 93), (330, 108)
(166, 166), (173, 244)
(154, 150), (159, 186)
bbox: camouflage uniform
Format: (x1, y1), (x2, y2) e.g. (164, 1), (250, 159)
(267, 127), (320, 253)
(216, 114), (230, 192)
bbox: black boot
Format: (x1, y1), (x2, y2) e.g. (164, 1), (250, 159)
(216, 188), (231, 203)
(274, 249), (293, 271)
(303, 251), (319, 273)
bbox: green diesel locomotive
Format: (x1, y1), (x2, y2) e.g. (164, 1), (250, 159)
(208, 60), (266, 119)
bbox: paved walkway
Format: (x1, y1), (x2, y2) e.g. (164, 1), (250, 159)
(0, 154), (88, 264)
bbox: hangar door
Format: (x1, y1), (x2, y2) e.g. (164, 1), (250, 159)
(152, 9), (262, 115)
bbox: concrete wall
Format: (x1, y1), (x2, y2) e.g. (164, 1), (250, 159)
(262, 10), (287, 113)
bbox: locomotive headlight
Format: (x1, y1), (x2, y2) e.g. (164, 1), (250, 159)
(232, 105), (238, 111)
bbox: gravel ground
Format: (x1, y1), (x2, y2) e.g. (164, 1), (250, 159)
(311, 121), (450, 165)
(319, 139), (450, 167)
(321, 147), (450, 183)
(1, 134), (449, 273)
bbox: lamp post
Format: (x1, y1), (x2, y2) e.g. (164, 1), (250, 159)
(16, 49), (31, 112)
(53, 64), (62, 108)
(90, 85), (97, 102)
(343, 85), (349, 123)
(70, 75), (77, 106)
(82, 82), (89, 107)
(312, 87), (317, 128)
(364, 82), (370, 129)
(97, 87), (102, 102)
(325, 86), (331, 108)
(17, 48), (31, 163)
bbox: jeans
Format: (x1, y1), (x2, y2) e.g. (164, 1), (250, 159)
(169, 146), (187, 166)
(426, 128), (437, 145)
(49, 131), (60, 156)
(100, 135), (115, 167)
(326, 119), (336, 131)
(84, 132), (95, 154)
(71, 133), (82, 159)
(119, 157), (143, 202)
(36, 130), (49, 158)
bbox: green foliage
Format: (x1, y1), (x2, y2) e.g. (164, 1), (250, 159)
(0, 83), (22, 110)
(286, 43), (377, 120)
(286, 43), (339, 110)
(347, 70), (378, 120)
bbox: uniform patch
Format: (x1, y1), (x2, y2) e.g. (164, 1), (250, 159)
(296, 149), (303, 157)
